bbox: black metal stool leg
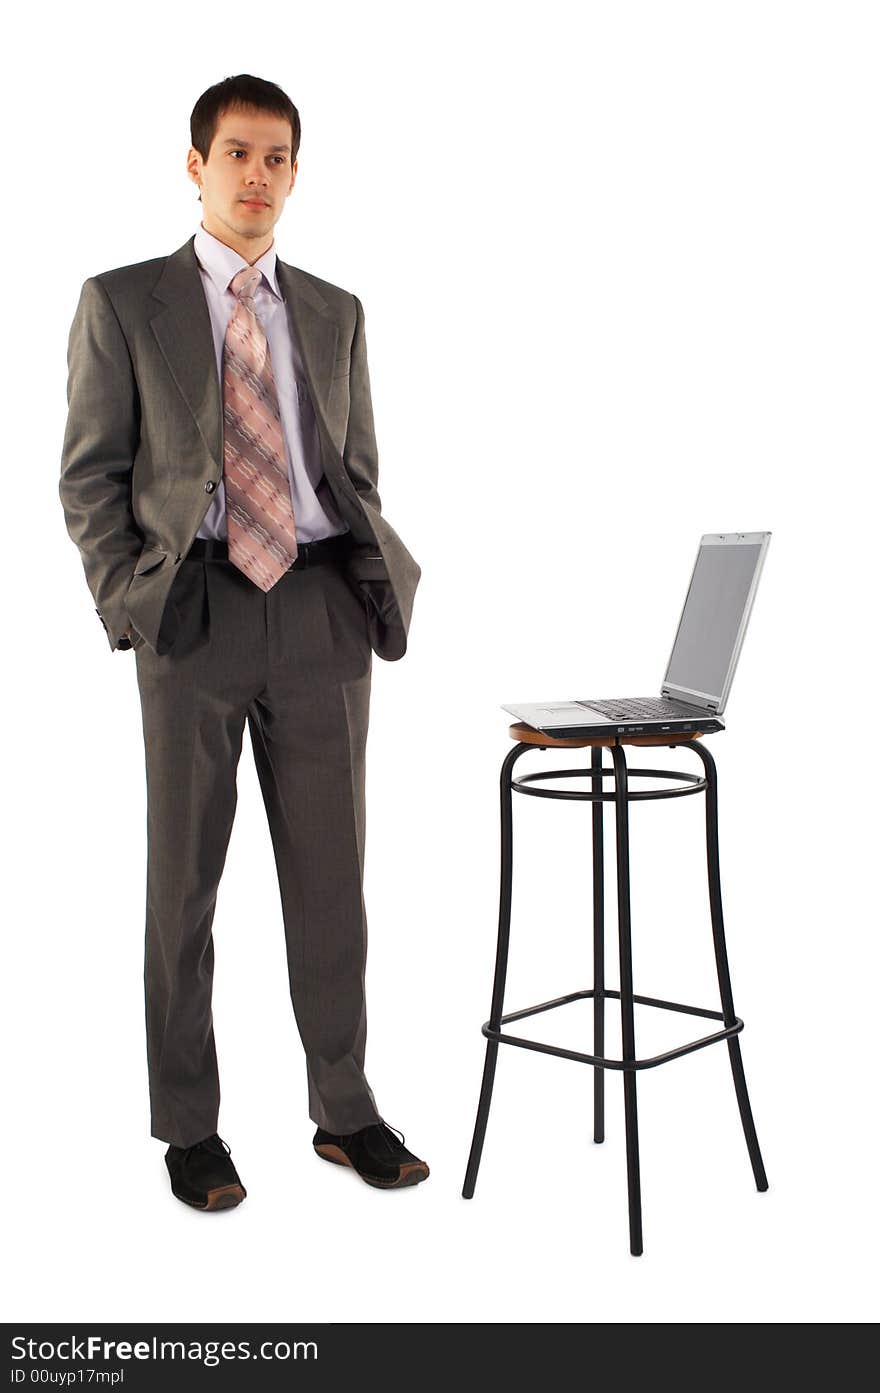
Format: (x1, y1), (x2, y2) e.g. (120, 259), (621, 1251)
(591, 745), (605, 1144)
(610, 743), (643, 1256)
(462, 742), (528, 1198)
(689, 741), (769, 1193)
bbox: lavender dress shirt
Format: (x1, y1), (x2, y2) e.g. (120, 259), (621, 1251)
(192, 222), (348, 543)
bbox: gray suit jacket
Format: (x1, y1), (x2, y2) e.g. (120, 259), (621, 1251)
(59, 234), (420, 660)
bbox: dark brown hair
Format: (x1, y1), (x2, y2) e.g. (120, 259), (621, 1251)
(190, 74), (301, 198)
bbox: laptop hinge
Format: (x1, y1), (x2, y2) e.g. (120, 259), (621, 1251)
(662, 687), (718, 713)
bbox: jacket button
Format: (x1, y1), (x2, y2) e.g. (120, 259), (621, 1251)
(205, 480), (217, 493)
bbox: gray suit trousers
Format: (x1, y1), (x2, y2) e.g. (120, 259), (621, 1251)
(133, 550), (382, 1147)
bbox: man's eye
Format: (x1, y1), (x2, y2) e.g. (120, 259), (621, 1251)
(229, 151), (286, 163)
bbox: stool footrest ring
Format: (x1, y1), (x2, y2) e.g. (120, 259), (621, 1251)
(482, 988), (744, 1071)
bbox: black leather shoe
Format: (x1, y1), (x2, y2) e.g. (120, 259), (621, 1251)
(164, 1133), (247, 1211)
(313, 1121), (429, 1189)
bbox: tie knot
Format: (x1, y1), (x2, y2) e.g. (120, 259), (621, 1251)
(230, 266), (261, 303)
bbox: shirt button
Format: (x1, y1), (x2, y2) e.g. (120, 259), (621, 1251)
(205, 480), (216, 493)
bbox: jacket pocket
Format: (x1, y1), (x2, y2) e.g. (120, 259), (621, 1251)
(132, 546), (168, 578)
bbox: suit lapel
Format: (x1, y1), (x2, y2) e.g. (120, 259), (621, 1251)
(149, 237), (222, 468)
(275, 258), (339, 436)
(149, 236), (340, 474)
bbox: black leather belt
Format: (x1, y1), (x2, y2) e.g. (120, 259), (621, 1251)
(184, 532), (355, 569)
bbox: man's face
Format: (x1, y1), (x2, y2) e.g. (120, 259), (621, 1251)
(187, 104), (297, 245)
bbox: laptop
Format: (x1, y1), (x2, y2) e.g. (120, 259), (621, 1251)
(502, 532), (771, 738)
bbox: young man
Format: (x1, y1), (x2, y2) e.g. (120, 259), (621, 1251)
(59, 74), (428, 1209)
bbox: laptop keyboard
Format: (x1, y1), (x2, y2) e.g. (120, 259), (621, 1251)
(576, 697), (700, 720)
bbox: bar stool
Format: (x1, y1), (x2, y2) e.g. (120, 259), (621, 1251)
(461, 723), (768, 1256)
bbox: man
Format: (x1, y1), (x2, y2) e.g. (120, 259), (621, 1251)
(59, 73), (428, 1209)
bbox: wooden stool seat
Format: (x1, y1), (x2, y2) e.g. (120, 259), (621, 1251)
(508, 720), (706, 749)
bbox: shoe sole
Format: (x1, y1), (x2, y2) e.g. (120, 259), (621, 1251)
(314, 1143), (429, 1189)
(171, 1183), (247, 1211)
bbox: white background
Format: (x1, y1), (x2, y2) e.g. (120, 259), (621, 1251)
(4, 0), (877, 1324)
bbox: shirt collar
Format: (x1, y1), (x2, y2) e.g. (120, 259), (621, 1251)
(193, 222), (282, 300)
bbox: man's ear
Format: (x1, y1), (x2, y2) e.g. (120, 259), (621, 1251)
(186, 148), (203, 200)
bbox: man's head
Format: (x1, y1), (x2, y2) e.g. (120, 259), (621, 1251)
(187, 74), (301, 258)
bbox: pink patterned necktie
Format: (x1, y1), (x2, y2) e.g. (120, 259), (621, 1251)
(222, 265), (298, 590)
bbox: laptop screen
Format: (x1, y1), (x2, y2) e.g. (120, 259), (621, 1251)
(663, 534), (770, 710)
